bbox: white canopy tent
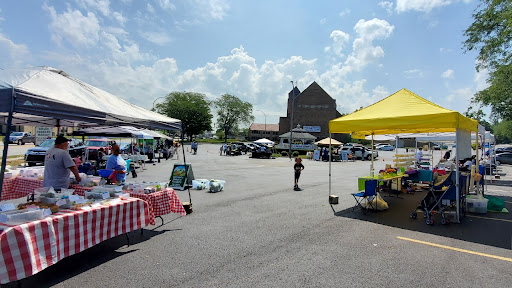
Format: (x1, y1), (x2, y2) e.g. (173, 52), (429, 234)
(254, 138), (274, 145)
(0, 67), (182, 199)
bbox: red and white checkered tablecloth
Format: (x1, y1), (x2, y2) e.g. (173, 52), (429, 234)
(14, 177), (43, 198)
(0, 197), (151, 284)
(0, 177), (17, 201)
(129, 188), (186, 224)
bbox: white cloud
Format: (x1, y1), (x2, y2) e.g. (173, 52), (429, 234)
(147, 3), (155, 14)
(396, 0), (454, 13)
(339, 8), (351, 17)
(44, 4), (101, 48)
(0, 33), (30, 68)
(158, 0), (176, 10)
(378, 1), (394, 14)
(76, 0), (111, 17)
(326, 30), (350, 58)
(404, 69), (424, 78)
(445, 87), (473, 110)
(192, 0), (230, 21)
(343, 18), (394, 73)
(372, 85), (389, 100)
(474, 67), (489, 91)
(139, 30), (172, 45)
(441, 69), (454, 79)
(320, 18), (327, 25)
(440, 47), (452, 54)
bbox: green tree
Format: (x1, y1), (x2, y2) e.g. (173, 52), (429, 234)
(493, 120), (512, 143)
(463, 0), (512, 121)
(155, 92), (212, 141)
(213, 94), (254, 143)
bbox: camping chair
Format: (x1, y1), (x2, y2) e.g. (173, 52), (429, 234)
(352, 180), (378, 214)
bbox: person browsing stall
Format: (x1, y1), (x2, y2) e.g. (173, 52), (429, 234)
(106, 144), (127, 184)
(43, 135), (81, 191)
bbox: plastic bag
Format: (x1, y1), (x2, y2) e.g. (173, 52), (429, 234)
(364, 193), (389, 211)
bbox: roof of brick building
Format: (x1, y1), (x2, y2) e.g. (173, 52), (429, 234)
(249, 123), (279, 131)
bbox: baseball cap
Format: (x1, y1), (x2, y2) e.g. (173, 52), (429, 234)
(55, 135), (71, 144)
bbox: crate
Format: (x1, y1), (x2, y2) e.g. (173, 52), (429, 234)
(466, 196), (488, 214)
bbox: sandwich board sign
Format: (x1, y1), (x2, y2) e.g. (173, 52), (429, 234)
(169, 164), (195, 190)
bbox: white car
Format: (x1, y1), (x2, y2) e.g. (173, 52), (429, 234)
(378, 144), (395, 151)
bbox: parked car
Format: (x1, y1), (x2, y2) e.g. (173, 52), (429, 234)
(341, 146), (378, 160)
(374, 143), (387, 149)
(8, 132), (36, 145)
(246, 143), (260, 152)
(377, 144), (394, 151)
(231, 142), (248, 154)
(85, 138), (114, 160)
(496, 152), (512, 165)
(24, 138), (86, 166)
(495, 147), (512, 155)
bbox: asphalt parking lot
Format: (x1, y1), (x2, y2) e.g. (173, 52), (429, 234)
(11, 144), (512, 287)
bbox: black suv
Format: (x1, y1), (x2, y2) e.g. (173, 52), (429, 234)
(231, 142), (248, 154)
(25, 138), (86, 166)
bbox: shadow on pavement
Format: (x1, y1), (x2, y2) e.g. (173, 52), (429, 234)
(334, 190), (512, 250)
(14, 229), (169, 287)
(487, 179), (512, 187)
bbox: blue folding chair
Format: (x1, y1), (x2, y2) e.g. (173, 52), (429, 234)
(352, 180), (378, 214)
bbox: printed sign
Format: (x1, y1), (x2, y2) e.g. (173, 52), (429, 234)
(303, 126), (321, 133)
(35, 127), (52, 146)
(313, 150), (320, 160)
(169, 164), (195, 190)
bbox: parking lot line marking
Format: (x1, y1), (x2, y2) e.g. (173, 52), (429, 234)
(467, 215), (512, 223)
(397, 236), (512, 263)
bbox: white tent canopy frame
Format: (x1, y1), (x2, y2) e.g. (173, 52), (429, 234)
(0, 67), (182, 199)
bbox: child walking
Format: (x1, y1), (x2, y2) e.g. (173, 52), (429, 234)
(294, 157), (304, 189)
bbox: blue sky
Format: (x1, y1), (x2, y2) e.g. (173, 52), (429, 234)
(0, 0), (487, 126)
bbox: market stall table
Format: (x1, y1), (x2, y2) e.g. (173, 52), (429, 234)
(129, 188), (187, 225)
(0, 197), (152, 284)
(359, 174), (408, 199)
(0, 177), (17, 201)
(73, 188), (186, 225)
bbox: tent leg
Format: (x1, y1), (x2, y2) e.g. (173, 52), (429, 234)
(0, 89), (15, 200)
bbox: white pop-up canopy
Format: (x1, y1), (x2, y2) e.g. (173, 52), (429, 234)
(0, 67), (181, 131)
(0, 67), (182, 199)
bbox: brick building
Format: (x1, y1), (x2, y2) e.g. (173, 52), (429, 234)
(248, 123), (279, 141)
(278, 81), (342, 141)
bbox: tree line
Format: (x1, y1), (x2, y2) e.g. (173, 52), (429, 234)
(154, 92), (254, 142)
(463, 0), (512, 143)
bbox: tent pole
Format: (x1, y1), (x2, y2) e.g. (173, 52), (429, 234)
(455, 130), (460, 223)
(180, 132), (192, 204)
(0, 88), (16, 200)
(329, 133), (332, 196)
(371, 134), (374, 176)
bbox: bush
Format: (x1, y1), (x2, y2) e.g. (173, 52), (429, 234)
(281, 151), (288, 157)
(292, 151), (299, 157)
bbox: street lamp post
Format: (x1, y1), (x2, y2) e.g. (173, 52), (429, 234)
(289, 81), (296, 160)
(257, 110), (267, 139)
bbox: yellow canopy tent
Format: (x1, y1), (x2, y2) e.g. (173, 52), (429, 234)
(327, 88), (478, 222)
(329, 88), (477, 138)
